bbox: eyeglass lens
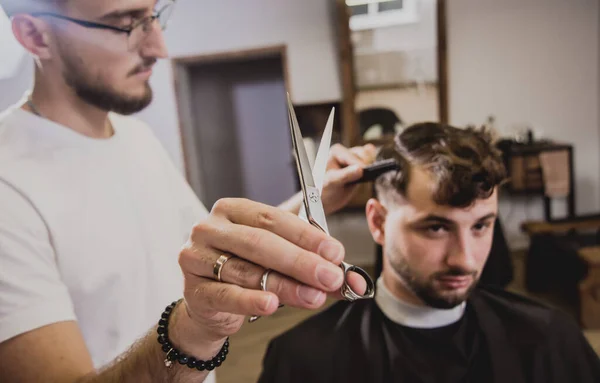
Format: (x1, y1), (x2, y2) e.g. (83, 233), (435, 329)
(127, 2), (174, 50)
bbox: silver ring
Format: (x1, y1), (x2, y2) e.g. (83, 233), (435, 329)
(249, 269), (275, 323)
(213, 254), (233, 282)
(260, 269), (272, 291)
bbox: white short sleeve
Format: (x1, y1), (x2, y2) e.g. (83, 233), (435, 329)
(0, 180), (76, 343)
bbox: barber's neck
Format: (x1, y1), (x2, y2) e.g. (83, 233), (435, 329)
(24, 69), (114, 139)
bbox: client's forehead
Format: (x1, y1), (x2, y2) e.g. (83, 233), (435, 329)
(404, 166), (437, 211)
(398, 166), (498, 223)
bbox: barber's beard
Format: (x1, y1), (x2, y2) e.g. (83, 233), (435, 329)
(60, 49), (153, 115)
(389, 252), (478, 309)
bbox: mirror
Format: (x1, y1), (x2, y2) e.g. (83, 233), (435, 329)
(335, 0), (448, 147)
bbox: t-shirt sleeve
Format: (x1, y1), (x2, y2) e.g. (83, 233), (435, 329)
(0, 180), (76, 344)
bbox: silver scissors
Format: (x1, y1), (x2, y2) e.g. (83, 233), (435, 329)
(248, 94), (376, 323)
(287, 93), (375, 302)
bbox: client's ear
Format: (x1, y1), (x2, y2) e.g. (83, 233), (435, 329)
(366, 198), (387, 245)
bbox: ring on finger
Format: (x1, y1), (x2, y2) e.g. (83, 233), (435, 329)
(249, 269), (283, 323)
(260, 269), (273, 292)
(213, 254), (233, 282)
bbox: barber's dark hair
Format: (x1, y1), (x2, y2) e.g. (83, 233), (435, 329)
(375, 122), (507, 208)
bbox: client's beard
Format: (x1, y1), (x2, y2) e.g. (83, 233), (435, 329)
(60, 49), (153, 115)
(390, 256), (478, 309)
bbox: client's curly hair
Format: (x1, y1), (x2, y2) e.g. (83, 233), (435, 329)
(375, 122), (507, 208)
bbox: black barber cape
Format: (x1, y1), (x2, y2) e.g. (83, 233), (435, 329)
(257, 286), (600, 383)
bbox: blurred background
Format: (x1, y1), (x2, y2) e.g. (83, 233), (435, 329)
(2, 0), (599, 381)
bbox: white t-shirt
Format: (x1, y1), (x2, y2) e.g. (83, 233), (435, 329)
(0, 102), (213, 372)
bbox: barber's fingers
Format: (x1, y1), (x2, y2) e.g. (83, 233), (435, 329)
(263, 270), (326, 308)
(329, 143), (363, 167)
(350, 144), (377, 164)
(192, 199), (346, 290)
(179, 250), (326, 309)
(209, 198), (343, 262)
(329, 143), (377, 168)
(183, 268), (365, 324)
(325, 163), (363, 185)
(219, 259), (326, 308)
(186, 274), (279, 318)
(185, 222), (343, 293)
(327, 270), (369, 301)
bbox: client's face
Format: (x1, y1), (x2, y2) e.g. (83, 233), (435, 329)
(369, 167), (498, 309)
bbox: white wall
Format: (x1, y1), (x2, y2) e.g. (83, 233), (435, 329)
(447, 0), (600, 247)
(0, 57), (33, 111)
(136, 0), (342, 172)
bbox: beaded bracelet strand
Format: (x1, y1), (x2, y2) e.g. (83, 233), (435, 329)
(157, 300), (230, 372)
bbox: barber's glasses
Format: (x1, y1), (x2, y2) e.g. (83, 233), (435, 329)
(30, 0), (176, 50)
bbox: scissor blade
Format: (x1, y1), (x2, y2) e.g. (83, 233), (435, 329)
(287, 94), (329, 235)
(287, 93), (317, 190)
(313, 107), (334, 194)
(298, 194), (330, 235)
(306, 190), (329, 234)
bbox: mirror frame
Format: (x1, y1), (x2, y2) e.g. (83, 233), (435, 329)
(334, 0), (449, 147)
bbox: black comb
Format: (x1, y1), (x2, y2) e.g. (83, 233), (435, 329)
(347, 159), (400, 185)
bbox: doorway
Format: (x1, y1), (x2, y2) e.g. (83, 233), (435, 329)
(173, 46), (297, 209)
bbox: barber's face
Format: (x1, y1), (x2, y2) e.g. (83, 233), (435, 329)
(47, 0), (169, 114)
(367, 167), (498, 308)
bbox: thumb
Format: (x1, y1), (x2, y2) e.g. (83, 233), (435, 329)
(328, 164), (363, 185)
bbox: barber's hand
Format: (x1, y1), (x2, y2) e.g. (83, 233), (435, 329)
(176, 199), (367, 344)
(321, 143), (377, 215)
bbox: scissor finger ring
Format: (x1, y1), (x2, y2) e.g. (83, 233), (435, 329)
(339, 262), (375, 302)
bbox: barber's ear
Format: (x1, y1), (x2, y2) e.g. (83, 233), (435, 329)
(11, 15), (52, 59)
(366, 198), (386, 245)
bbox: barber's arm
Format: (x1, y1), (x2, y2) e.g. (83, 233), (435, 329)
(278, 143), (377, 214)
(0, 174), (366, 383)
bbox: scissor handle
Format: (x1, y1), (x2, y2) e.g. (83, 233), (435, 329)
(339, 261), (375, 301)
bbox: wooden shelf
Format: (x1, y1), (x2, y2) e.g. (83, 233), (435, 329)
(498, 140), (575, 221)
(521, 218), (600, 236)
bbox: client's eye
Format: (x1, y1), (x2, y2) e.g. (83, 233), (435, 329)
(473, 222), (492, 233)
(423, 224), (449, 237)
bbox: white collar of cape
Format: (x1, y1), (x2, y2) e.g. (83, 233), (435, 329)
(374, 277), (466, 329)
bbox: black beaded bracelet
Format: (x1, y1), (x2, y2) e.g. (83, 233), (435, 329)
(156, 300), (230, 372)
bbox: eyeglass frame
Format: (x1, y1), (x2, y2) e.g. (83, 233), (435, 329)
(29, 2), (174, 37)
